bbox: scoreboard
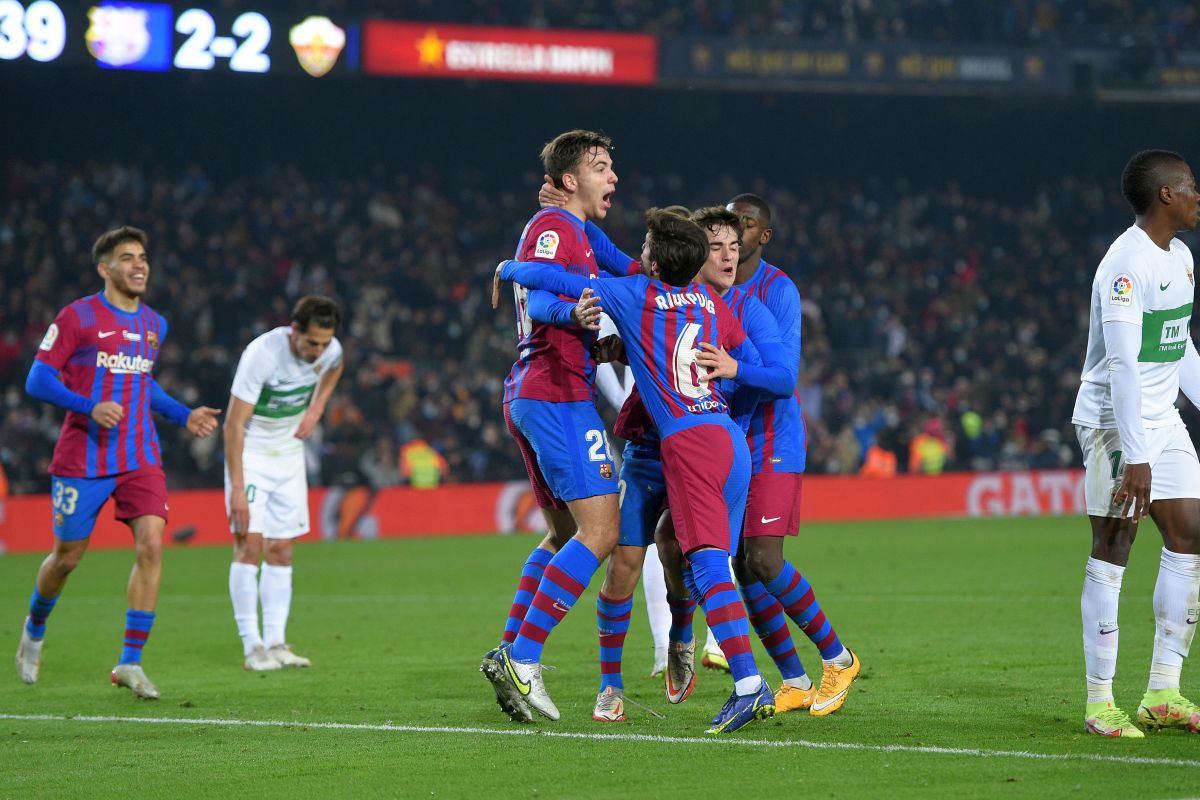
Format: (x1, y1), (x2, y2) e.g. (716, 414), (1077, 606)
(0, 0), (357, 76)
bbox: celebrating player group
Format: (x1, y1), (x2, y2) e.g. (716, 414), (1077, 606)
(482, 129), (860, 734)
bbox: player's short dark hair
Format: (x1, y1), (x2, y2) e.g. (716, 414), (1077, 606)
(690, 206), (744, 239)
(293, 295), (341, 333)
(1122, 150), (1190, 214)
(645, 208), (708, 287)
(662, 205), (691, 218)
(541, 130), (613, 189)
(92, 226), (148, 265)
(727, 192), (772, 224)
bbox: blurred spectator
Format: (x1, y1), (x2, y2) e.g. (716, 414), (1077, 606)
(909, 418), (953, 476)
(860, 443), (898, 478)
(400, 437), (449, 488)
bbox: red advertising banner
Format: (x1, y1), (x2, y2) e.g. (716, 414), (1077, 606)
(363, 22), (657, 85)
(0, 470), (1085, 555)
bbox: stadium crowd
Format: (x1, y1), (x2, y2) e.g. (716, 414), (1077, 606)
(282, 0), (1200, 50)
(0, 159), (1152, 492)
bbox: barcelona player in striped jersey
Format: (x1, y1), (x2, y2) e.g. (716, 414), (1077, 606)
(723, 193), (860, 716)
(493, 209), (791, 733)
(15, 226), (221, 699)
(480, 130), (622, 723)
(568, 206), (803, 722)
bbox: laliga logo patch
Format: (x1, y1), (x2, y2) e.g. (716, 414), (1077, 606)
(289, 16), (346, 78)
(86, 6), (151, 67)
(534, 230), (560, 259)
(1110, 273), (1133, 306)
(39, 323), (59, 352)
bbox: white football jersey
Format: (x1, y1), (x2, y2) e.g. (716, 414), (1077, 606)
(1073, 224), (1195, 430)
(230, 326), (343, 458)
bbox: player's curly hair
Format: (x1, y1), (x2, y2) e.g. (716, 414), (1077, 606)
(293, 295), (342, 333)
(541, 130), (613, 189)
(645, 208), (708, 287)
(92, 226), (148, 265)
(690, 206), (743, 240)
(1121, 149), (1189, 214)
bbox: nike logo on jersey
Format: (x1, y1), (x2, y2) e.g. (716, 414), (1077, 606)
(585, 249), (593, 257)
(1099, 627), (1118, 635)
(1161, 282), (1172, 291)
(811, 689), (849, 713)
(761, 516), (781, 524)
(98, 330), (117, 338)
(1187, 618), (1198, 626)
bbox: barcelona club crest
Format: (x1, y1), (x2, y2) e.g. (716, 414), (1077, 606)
(147, 330), (159, 349)
(599, 463), (613, 480)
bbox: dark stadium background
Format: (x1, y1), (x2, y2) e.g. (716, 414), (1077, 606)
(6, 1), (1200, 494)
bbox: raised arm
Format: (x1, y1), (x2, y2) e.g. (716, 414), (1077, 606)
(584, 222), (640, 277)
(494, 260), (599, 307)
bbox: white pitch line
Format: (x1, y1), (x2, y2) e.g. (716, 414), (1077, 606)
(1, 713), (1197, 769)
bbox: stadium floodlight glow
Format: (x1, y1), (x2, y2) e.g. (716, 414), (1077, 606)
(0, 0), (66, 62)
(289, 15), (344, 77)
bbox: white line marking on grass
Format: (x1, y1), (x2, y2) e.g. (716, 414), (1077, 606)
(2, 713), (1197, 769)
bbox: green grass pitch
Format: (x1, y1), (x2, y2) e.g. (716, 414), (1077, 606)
(1, 516), (1198, 798)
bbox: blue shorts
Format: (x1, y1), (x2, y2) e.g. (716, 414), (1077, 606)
(506, 398), (618, 503)
(50, 469), (169, 541)
(618, 443), (666, 548)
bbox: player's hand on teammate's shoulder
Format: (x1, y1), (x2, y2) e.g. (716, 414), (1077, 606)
(592, 335), (626, 364)
(573, 288), (602, 331)
(539, 174), (567, 209)
(186, 406), (221, 437)
(695, 342), (738, 381)
(90, 400), (124, 429)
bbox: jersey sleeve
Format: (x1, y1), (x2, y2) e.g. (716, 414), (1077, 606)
(519, 214), (575, 267)
(585, 221), (640, 276)
(1098, 246), (1149, 326)
(34, 305), (82, 371)
(714, 294), (747, 352)
(762, 277), (801, 378)
(229, 337), (274, 406)
(501, 260), (599, 303)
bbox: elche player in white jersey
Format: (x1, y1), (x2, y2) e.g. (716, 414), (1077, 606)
(1071, 150), (1200, 737)
(224, 296), (344, 671)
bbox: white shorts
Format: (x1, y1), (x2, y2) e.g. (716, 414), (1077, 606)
(224, 452), (310, 539)
(1076, 423), (1200, 517)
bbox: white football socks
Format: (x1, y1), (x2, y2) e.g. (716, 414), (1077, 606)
(1148, 548), (1200, 691)
(229, 562), (262, 657)
(641, 544), (672, 653)
(1081, 557), (1124, 704)
(261, 564), (294, 649)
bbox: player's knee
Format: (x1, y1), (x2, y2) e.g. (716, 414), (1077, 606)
(745, 546), (783, 584)
(51, 549), (85, 575)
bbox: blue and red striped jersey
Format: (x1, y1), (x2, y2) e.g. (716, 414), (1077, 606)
(500, 262), (762, 440)
(727, 258), (807, 473)
(35, 293), (167, 477)
(503, 209), (600, 404)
